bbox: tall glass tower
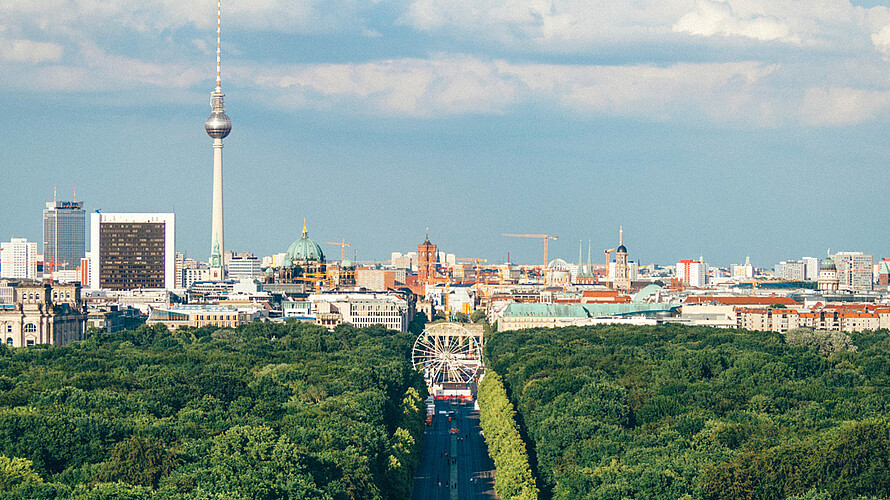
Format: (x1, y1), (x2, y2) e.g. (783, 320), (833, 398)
(43, 200), (86, 273)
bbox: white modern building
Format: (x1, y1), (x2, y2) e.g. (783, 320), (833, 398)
(309, 293), (411, 331)
(227, 255), (261, 280)
(833, 251), (874, 292)
(677, 259), (708, 287)
(775, 260), (806, 281)
(802, 257), (820, 281)
(1, 238), (39, 279)
(89, 213), (175, 290)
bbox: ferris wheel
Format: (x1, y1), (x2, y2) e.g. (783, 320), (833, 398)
(412, 323), (484, 386)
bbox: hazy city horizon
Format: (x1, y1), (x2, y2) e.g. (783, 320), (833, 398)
(3, 1), (889, 268)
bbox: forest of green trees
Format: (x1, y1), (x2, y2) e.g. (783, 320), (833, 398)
(484, 324), (890, 500)
(0, 321), (427, 499)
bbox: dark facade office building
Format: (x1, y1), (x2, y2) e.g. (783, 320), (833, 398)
(90, 213), (175, 290)
(43, 200), (86, 273)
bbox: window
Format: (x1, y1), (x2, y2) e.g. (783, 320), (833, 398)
(26, 340), (34, 347)
(5, 338), (11, 346)
(23, 324), (36, 333)
(5, 325), (10, 333)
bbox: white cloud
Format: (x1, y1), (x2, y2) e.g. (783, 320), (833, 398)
(253, 56), (519, 116)
(673, 0), (797, 43)
(398, 0), (687, 46)
(800, 86), (890, 126)
(249, 56), (786, 124)
(0, 38), (62, 63)
(872, 25), (890, 56)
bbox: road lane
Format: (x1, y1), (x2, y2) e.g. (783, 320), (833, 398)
(411, 400), (499, 500)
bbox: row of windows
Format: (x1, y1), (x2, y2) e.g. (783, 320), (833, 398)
(6, 337), (35, 346)
(2, 324), (36, 332)
(197, 315), (238, 321)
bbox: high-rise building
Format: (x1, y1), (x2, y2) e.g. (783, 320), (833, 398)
(775, 260), (806, 281)
(228, 254), (261, 280)
(801, 257), (820, 281)
(89, 213), (175, 290)
(677, 259), (708, 287)
(43, 200), (85, 275)
(205, 0), (232, 281)
(0, 238), (39, 279)
(832, 251), (873, 292)
(733, 256), (754, 279)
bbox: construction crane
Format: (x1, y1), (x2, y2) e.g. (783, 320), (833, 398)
(502, 234), (558, 266)
(325, 239), (352, 262)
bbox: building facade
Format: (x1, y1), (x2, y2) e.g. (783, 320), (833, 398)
(417, 235), (437, 283)
(0, 238), (39, 280)
(677, 259), (708, 287)
(833, 252), (873, 292)
(775, 260), (806, 281)
(43, 200), (85, 275)
(227, 254), (261, 280)
(0, 281), (86, 347)
(89, 213), (175, 290)
(611, 227), (632, 290)
(309, 292), (412, 331)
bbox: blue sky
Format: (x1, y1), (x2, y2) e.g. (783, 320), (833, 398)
(2, 0), (890, 268)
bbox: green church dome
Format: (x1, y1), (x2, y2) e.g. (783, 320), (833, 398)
(285, 222), (325, 265)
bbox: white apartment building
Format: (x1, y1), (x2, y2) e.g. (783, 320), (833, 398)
(801, 257), (820, 281)
(0, 238), (39, 280)
(677, 259), (708, 287)
(228, 255), (261, 280)
(775, 260), (806, 281)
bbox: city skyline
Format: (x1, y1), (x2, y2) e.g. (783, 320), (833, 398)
(2, 1), (890, 267)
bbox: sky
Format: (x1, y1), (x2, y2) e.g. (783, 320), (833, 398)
(2, 0), (890, 269)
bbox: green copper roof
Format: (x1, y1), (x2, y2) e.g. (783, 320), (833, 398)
(285, 222), (325, 265)
(502, 302), (678, 318)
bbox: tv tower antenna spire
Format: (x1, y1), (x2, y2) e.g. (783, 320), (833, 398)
(205, 0), (232, 281)
(216, 0), (222, 92)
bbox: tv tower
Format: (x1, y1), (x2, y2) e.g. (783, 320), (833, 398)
(205, 0), (232, 281)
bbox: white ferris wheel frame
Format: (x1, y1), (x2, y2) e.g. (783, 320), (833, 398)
(411, 322), (484, 386)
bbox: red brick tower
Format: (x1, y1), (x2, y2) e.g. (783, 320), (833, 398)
(417, 230), (437, 283)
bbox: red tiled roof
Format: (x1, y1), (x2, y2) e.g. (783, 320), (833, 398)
(685, 296), (800, 306)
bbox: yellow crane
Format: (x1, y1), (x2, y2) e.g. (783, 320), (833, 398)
(502, 234), (558, 266)
(325, 239), (351, 262)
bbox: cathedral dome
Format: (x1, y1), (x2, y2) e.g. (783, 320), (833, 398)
(821, 257), (836, 271)
(285, 222), (325, 265)
(616, 245), (627, 254)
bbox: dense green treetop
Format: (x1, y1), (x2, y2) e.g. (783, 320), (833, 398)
(0, 320), (426, 499)
(484, 324), (890, 500)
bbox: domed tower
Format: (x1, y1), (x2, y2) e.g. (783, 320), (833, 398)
(282, 221), (326, 287)
(206, 0), (232, 281)
(612, 226), (631, 290)
(818, 251), (839, 292)
(285, 221), (326, 265)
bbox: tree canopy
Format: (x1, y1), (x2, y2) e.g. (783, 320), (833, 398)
(484, 324), (890, 500)
(0, 321), (426, 499)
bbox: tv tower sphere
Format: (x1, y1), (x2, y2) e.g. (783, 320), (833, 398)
(205, 93), (232, 139)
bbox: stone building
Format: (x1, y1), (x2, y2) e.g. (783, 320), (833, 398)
(1, 281), (86, 347)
